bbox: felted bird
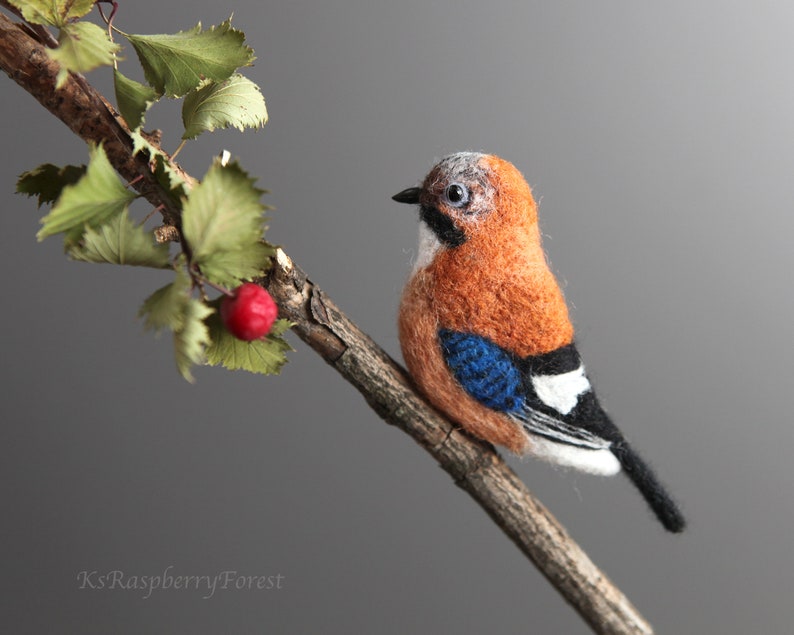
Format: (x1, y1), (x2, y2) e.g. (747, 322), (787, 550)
(393, 152), (685, 533)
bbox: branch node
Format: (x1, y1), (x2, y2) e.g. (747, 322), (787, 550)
(275, 247), (293, 274)
(154, 224), (180, 243)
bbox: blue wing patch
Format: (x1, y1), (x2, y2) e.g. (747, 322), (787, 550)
(438, 329), (615, 451)
(438, 329), (525, 412)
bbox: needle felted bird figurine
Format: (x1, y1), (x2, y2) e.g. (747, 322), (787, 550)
(393, 152), (685, 533)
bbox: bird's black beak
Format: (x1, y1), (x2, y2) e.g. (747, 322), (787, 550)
(392, 187), (421, 205)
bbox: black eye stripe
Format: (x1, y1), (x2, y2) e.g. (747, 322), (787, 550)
(420, 205), (467, 247)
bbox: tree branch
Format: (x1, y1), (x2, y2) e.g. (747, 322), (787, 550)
(264, 250), (653, 635)
(0, 11), (653, 634)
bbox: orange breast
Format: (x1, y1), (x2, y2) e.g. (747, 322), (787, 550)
(399, 270), (529, 453)
(424, 224), (575, 358)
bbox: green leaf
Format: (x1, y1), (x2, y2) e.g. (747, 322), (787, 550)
(130, 128), (156, 157)
(125, 20), (254, 98)
(197, 242), (275, 287)
(49, 22), (120, 89)
(129, 130), (189, 202)
(139, 269), (214, 381)
(267, 319), (292, 338)
(181, 74), (267, 140)
(9, 0), (95, 27)
(114, 69), (159, 130)
(174, 298), (214, 382)
(152, 152), (189, 197)
(181, 159), (271, 286)
(38, 143), (137, 244)
(206, 311), (291, 375)
(138, 268), (192, 333)
(17, 163), (86, 208)
(68, 209), (171, 267)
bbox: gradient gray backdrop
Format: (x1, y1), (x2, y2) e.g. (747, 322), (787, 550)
(2, 1), (792, 633)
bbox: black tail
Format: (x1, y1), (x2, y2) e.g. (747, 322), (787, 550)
(612, 440), (686, 533)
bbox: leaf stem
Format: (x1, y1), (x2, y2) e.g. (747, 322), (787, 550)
(140, 203), (165, 226)
(126, 174), (144, 189)
(171, 139), (188, 161)
(96, 1), (119, 51)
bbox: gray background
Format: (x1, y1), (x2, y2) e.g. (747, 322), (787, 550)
(1, 1), (792, 633)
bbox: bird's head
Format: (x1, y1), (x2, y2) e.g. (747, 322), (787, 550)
(393, 152), (538, 268)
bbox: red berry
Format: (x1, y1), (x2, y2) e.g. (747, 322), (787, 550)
(221, 283), (278, 341)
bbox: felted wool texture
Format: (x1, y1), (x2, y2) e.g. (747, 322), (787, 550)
(398, 152), (576, 455)
(438, 329), (526, 412)
(399, 271), (530, 454)
(417, 154), (575, 358)
(397, 152), (686, 532)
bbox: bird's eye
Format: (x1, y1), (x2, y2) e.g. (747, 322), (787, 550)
(444, 182), (470, 208)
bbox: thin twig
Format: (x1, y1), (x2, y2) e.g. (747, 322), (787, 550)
(0, 11), (654, 634)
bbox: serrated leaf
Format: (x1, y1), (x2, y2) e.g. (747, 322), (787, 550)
(138, 269), (192, 333)
(125, 20), (254, 98)
(17, 163), (86, 208)
(174, 298), (214, 382)
(183, 160), (267, 255)
(9, 0), (95, 27)
(129, 130), (189, 202)
(139, 271), (215, 381)
(268, 318), (293, 338)
(181, 74), (267, 140)
(182, 159), (270, 285)
(197, 242), (275, 287)
(114, 69), (158, 130)
(49, 22), (120, 88)
(68, 209), (171, 267)
(38, 143), (136, 243)
(152, 153), (189, 197)
(130, 128), (156, 156)
(206, 311), (291, 375)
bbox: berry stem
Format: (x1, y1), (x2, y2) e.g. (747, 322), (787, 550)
(189, 267), (234, 297)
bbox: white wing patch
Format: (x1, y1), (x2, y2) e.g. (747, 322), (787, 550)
(531, 364), (590, 415)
